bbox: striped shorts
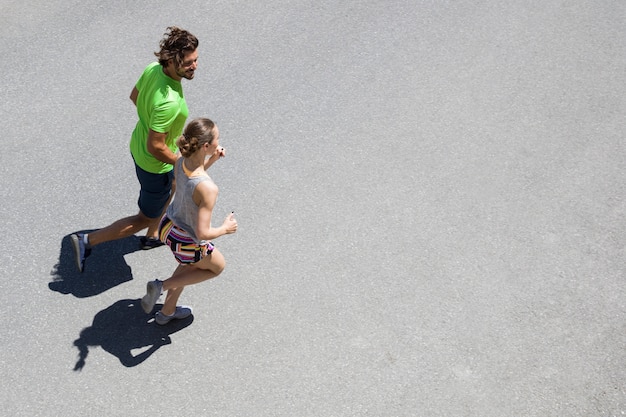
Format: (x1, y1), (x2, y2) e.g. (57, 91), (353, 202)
(158, 215), (214, 264)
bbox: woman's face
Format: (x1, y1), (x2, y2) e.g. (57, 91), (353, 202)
(206, 126), (220, 154)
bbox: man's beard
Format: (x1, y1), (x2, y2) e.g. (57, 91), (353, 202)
(177, 67), (195, 80)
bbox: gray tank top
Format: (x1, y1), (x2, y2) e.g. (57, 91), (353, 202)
(166, 159), (214, 243)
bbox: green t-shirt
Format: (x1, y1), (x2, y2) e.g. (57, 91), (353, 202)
(129, 62), (189, 174)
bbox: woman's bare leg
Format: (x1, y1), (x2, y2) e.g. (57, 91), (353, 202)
(160, 249), (225, 315)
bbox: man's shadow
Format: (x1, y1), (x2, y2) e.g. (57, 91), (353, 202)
(73, 298), (193, 370)
(49, 232), (142, 298)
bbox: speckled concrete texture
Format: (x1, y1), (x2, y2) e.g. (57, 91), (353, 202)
(1, 1), (624, 416)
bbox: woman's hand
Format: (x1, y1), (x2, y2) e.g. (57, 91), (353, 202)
(222, 212), (238, 234)
(204, 146), (226, 169)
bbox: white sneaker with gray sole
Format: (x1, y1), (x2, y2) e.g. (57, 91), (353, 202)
(141, 280), (163, 313)
(155, 306), (193, 325)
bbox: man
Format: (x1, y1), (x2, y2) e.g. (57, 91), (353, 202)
(71, 27), (199, 272)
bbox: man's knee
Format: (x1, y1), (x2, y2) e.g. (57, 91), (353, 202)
(137, 211), (159, 227)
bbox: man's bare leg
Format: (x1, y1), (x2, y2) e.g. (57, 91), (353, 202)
(87, 211), (153, 246)
(71, 210), (153, 272)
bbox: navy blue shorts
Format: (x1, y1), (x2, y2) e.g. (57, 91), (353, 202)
(134, 163), (174, 219)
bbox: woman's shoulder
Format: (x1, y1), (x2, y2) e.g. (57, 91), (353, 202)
(192, 176), (218, 206)
(193, 175), (217, 194)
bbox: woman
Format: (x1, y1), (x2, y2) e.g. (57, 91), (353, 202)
(141, 117), (238, 325)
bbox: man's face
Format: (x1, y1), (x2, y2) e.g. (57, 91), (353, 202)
(174, 49), (198, 80)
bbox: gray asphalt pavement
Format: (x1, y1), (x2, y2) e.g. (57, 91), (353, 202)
(1, 1), (625, 416)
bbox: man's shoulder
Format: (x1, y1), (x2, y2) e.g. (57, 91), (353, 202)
(138, 62), (165, 82)
(143, 61), (162, 73)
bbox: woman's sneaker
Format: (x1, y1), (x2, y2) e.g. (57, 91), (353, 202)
(155, 306), (193, 325)
(141, 280), (163, 313)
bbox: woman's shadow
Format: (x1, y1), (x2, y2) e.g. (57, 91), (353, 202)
(73, 298), (193, 370)
(49, 232), (142, 298)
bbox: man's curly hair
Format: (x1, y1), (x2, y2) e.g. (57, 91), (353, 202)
(155, 26), (199, 67)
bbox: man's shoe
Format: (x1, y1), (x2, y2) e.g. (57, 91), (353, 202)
(155, 306), (193, 325)
(70, 233), (91, 273)
(140, 236), (165, 250)
(141, 280), (163, 313)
